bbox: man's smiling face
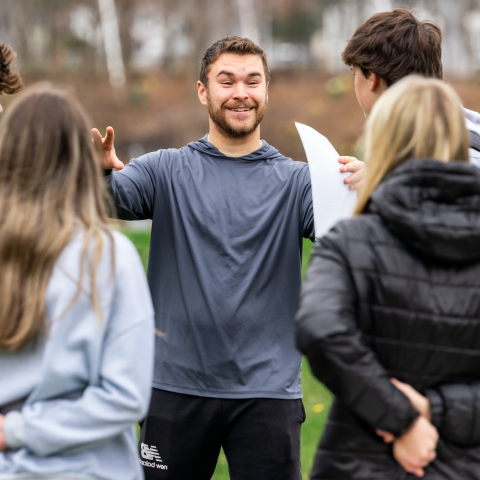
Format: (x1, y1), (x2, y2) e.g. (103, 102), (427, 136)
(201, 53), (268, 138)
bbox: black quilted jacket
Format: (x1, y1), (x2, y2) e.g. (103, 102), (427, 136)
(296, 159), (480, 479)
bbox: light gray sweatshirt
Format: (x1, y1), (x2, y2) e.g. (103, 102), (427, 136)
(465, 107), (480, 166)
(0, 231), (155, 480)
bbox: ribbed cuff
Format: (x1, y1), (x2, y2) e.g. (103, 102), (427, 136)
(3, 411), (26, 449)
(399, 412), (420, 437)
(426, 388), (444, 430)
(375, 402), (420, 438)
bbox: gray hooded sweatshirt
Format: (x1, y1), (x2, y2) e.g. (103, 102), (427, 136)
(106, 136), (314, 399)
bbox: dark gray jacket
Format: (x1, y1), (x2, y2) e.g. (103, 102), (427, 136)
(296, 159), (480, 479)
(106, 136), (314, 399)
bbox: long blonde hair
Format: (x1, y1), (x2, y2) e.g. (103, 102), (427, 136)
(0, 84), (113, 351)
(355, 75), (469, 214)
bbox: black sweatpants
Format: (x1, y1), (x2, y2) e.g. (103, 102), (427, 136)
(138, 388), (305, 480)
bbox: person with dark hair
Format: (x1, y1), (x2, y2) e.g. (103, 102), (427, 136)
(296, 76), (480, 480)
(343, 8), (480, 165)
(0, 43), (23, 111)
(343, 8), (443, 89)
(92, 36), (366, 479)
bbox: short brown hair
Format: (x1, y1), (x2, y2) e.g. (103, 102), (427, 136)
(342, 9), (442, 86)
(0, 44), (23, 95)
(199, 36), (270, 87)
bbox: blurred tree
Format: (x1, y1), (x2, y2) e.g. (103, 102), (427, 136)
(268, 0), (322, 44)
(97, 0), (126, 86)
(235, 0), (259, 44)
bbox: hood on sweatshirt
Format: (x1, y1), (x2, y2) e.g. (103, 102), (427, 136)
(187, 135), (284, 162)
(369, 158), (480, 264)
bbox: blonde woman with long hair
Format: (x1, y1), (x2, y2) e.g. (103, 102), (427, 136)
(296, 76), (480, 480)
(0, 85), (154, 480)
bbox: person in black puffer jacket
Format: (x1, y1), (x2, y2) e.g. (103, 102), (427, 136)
(296, 75), (480, 479)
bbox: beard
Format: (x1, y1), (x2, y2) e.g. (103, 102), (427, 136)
(207, 96), (268, 139)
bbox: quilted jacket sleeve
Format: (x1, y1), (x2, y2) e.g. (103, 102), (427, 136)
(295, 226), (418, 437)
(426, 383), (480, 446)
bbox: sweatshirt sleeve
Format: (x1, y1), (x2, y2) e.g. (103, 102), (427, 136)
(7, 235), (155, 457)
(13, 317), (154, 456)
(295, 227), (418, 437)
(426, 383), (480, 446)
(105, 151), (161, 220)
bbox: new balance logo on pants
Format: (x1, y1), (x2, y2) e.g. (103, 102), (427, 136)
(140, 443), (168, 470)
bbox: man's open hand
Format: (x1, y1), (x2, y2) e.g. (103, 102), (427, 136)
(339, 156), (365, 190)
(91, 126), (124, 170)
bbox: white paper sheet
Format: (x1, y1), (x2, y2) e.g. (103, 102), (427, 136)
(295, 122), (357, 239)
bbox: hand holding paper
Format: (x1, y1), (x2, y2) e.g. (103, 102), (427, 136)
(295, 122), (357, 239)
(339, 156), (366, 189)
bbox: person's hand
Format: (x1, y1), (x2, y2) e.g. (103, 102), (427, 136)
(339, 156), (366, 190)
(391, 378), (432, 420)
(376, 380), (432, 444)
(0, 414), (7, 451)
(91, 126), (124, 170)
(376, 428), (395, 443)
(393, 416), (438, 477)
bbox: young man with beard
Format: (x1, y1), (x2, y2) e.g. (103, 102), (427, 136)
(92, 36), (365, 480)
(343, 8), (480, 165)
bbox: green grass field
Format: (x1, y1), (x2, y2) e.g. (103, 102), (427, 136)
(123, 229), (332, 480)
